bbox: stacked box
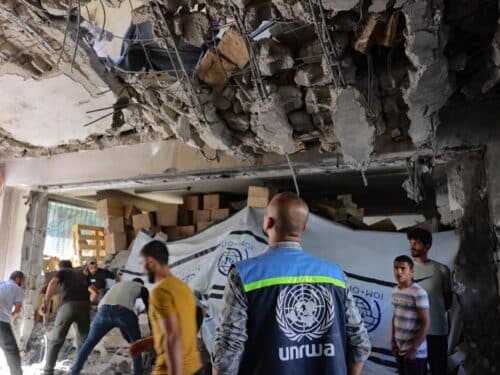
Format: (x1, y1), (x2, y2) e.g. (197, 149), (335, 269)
(182, 195), (201, 211)
(156, 204), (179, 226)
(193, 209), (211, 224)
(104, 232), (128, 254)
(197, 221), (214, 232)
(97, 199), (124, 219)
(247, 186), (270, 207)
(211, 208), (230, 221)
(104, 217), (125, 234)
(204, 194), (224, 210)
(178, 208), (193, 226)
(132, 212), (156, 230)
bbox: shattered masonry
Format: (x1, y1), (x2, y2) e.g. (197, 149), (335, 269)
(0, 0), (498, 166)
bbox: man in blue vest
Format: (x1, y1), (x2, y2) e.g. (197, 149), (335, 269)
(213, 192), (371, 375)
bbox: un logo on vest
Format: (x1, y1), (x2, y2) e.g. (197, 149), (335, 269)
(276, 284), (335, 342)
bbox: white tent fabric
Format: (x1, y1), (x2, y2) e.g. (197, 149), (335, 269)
(123, 207), (459, 374)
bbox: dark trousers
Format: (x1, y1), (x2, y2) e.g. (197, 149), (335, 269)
(70, 305), (143, 375)
(44, 301), (90, 375)
(397, 356), (427, 375)
(0, 321), (22, 375)
(427, 335), (448, 374)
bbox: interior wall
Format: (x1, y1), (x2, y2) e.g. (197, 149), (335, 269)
(0, 187), (29, 280)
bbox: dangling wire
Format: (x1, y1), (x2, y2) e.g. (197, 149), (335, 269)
(285, 153), (300, 196)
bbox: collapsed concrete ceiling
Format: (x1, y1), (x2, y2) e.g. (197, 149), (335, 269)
(0, 0), (498, 167)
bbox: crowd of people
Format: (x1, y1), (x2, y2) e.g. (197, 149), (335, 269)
(0, 192), (452, 375)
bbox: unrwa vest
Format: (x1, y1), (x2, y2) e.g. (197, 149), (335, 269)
(234, 247), (348, 375)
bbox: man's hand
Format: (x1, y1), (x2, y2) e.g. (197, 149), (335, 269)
(391, 340), (399, 357)
(88, 285), (99, 302)
(212, 367), (221, 375)
(347, 361), (363, 375)
(129, 337), (154, 358)
(39, 301), (49, 316)
(404, 347), (417, 360)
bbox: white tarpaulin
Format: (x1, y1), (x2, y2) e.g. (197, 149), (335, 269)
(123, 207), (459, 374)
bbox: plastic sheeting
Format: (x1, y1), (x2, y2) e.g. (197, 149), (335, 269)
(123, 207), (460, 374)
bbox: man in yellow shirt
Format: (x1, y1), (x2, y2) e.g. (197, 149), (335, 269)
(129, 240), (202, 375)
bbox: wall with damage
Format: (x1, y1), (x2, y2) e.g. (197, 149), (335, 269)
(0, 187), (29, 280)
(0, 0), (497, 169)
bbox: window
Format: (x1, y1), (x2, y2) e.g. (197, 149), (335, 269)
(43, 200), (103, 259)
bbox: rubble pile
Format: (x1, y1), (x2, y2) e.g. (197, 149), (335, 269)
(0, 0), (498, 164)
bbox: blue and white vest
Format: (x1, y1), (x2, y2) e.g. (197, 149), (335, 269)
(233, 246), (348, 375)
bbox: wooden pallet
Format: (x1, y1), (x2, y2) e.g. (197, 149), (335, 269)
(72, 224), (106, 265)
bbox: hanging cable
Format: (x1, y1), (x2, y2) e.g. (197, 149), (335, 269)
(285, 153), (300, 196)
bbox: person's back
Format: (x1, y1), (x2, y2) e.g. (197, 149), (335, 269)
(235, 244), (348, 374)
(99, 280), (143, 311)
(149, 275), (201, 375)
(213, 192), (370, 375)
(0, 279), (24, 322)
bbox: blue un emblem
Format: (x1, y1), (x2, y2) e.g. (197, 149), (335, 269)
(218, 248), (244, 276)
(353, 295), (381, 333)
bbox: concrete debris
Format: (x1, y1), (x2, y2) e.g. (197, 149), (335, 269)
(218, 27), (249, 69)
(252, 96), (297, 154)
(244, 2), (275, 31)
(196, 49), (237, 89)
(305, 86), (332, 114)
(295, 63), (330, 87)
(321, 0), (359, 11)
(181, 12), (211, 47)
(257, 39), (294, 76)
(221, 112), (251, 132)
(332, 88), (375, 170)
(288, 110), (314, 133)
(369, 0), (390, 13)
(276, 85), (303, 113)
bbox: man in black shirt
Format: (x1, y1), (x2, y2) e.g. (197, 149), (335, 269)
(41, 260), (97, 375)
(83, 258), (116, 302)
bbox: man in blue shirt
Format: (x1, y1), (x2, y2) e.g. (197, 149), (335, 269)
(0, 271), (25, 375)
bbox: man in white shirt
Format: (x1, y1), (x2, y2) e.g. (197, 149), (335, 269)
(0, 271), (25, 375)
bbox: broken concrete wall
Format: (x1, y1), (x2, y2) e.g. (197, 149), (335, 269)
(434, 153), (500, 375)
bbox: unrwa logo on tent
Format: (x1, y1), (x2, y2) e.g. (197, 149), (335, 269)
(352, 295), (381, 333)
(218, 248), (245, 275)
(216, 235), (257, 275)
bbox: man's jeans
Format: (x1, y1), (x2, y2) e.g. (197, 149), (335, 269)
(0, 321), (22, 375)
(71, 305), (143, 375)
(427, 335), (448, 374)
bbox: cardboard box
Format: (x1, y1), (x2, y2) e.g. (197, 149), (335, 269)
(132, 212), (156, 230)
(247, 186), (270, 208)
(96, 199), (124, 219)
(105, 232), (128, 254)
(182, 195), (201, 211)
(178, 208), (193, 226)
(156, 204), (179, 227)
(105, 217), (125, 233)
(197, 221), (214, 232)
(204, 194), (224, 210)
(193, 209), (211, 224)
(164, 226), (180, 239)
(178, 225), (195, 237)
(211, 208), (230, 221)
(124, 205), (141, 220)
(135, 226), (162, 236)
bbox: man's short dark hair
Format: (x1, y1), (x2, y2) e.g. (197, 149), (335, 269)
(407, 228), (433, 247)
(9, 271), (25, 281)
(132, 278), (145, 285)
(394, 255), (414, 269)
(140, 240), (169, 265)
(58, 260), (73, 269)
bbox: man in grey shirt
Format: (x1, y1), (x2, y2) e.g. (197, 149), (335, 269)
(408, 228), (452, 375)
(0, 271), (25, 375)
(70, 278), (149, 375)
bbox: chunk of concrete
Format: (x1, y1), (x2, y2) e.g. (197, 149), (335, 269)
(196, 49), (237, 89)
(321, 0), (359, 11)
(305, 86), (332, 114)
(288, 110), (314, 133)
(218, 27), (249, 69)
(258, 39), (294, 76)
(295, 64), (330, 87)
(369, 0), (390, 12)
(253, 95), (296, 154)
(276, 85), (303, 113)
(181, 12), (210, 47)
(221, 112), (250, 132)
(332, 88), (375, 169)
